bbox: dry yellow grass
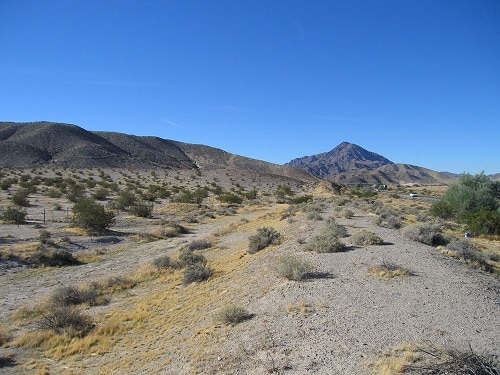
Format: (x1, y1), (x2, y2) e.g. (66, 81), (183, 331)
(366, 343), (420, 374)
(286, 300), (311, 315)
(11, 204), (286, 373)
(368, 262), (412, 279)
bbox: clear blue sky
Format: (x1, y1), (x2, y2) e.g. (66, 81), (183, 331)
(1, 0), (499, 174)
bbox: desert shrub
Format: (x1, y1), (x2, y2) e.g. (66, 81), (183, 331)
(215, 305), (251, 325)
(372, 207), (402, 229)
(351, 229), (384, 246)
(152, 255), (172, 269)
(129, 201), (154, 218)
(324, 217), (348, 237)
(188, 239), (212, 251)
(1, 206), (27, 224)
(152, 222), (188, 239)
(305, 232), (346, 253)
(11, 189), (30, 207)
(116, 190), (137, 210)
(65, 183), (86, 202)
(49, 285), (99, 306)
(248, 227), (280, 254)
(183, 262), (213, 285)
(401, 222), (447, 246)
(339, 208), (354, 219)
(38, 230), (51, 244)
(173, 188), (208, 204)
(38, 305), (93, 337)
(71, 198), (116, 235)
(178, 249), (207, 267)
(290, 194), (313, 204)
(463, 208), (500, 236)
(368, 260), (412, 279)
(100, 276), (136, 291)
(217, 193), (243, 204)
(306, 212), (323, 221)
(275, 184), (294, 199)
(92, 188), (109, 201)
(29, 249), (80, 267)
(445, 239), (493, 272)
(272, 255), (313, 281)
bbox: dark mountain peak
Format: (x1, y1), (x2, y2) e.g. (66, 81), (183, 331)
(326, 142), (393, 164)
(286, 142), (393, 178)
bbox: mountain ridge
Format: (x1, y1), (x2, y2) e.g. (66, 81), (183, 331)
(1, 121), (494, 185)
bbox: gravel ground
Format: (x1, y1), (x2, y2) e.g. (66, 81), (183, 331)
(204, 206), (499, 374)
(1, 203), (498, 374)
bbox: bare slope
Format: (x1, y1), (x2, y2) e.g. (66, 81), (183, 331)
(0, 122), (316, 183)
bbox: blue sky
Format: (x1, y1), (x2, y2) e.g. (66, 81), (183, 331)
(1, 0), (499, 174)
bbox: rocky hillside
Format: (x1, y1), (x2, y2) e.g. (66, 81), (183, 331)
(286, 142), (394, 178)
(286, 142), (459, 185)
(0, 122), (316, 183)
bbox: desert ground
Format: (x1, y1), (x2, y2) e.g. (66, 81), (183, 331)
(0, 168), (498, 374)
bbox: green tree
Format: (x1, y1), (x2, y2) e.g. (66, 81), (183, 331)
(430, 172), (500, 235)
(71, 199), (115, 235)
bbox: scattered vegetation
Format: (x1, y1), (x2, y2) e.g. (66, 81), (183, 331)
(368, 260), (412, 279)
(71, 198), (116, 235)
(305, 218), (347, 253)
(0, 206), (27, 224)
(351, 229), (384, 246)
(430, 173), (500, 236)
(38, 305), (93, 337)
(215, 305), (251, 325)
(248, 227), (280, 254)
(272, 254), (313, 281)
(401, 222), (448, 246)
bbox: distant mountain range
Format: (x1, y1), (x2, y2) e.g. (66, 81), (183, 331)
(286, 142), (458, 185)
(1, 121), (494, 185)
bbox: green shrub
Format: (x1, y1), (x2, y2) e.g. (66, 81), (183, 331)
(401, 222), (447, 246)
(217, 193), (243, 204)
(463, 208), (500, 236)
(350, 229), (383, 246)
(272, 255), (312, 281)
(215, 305), (251, 325)
(290, 195), (313, 204)
(116, 190), (137, 210)
(12, 189), (30, 207)
(71, 198), (116, 235)
(248, 227), (280, 254)
(129, 201), (154, 218)
(1, 206), (27, 224)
